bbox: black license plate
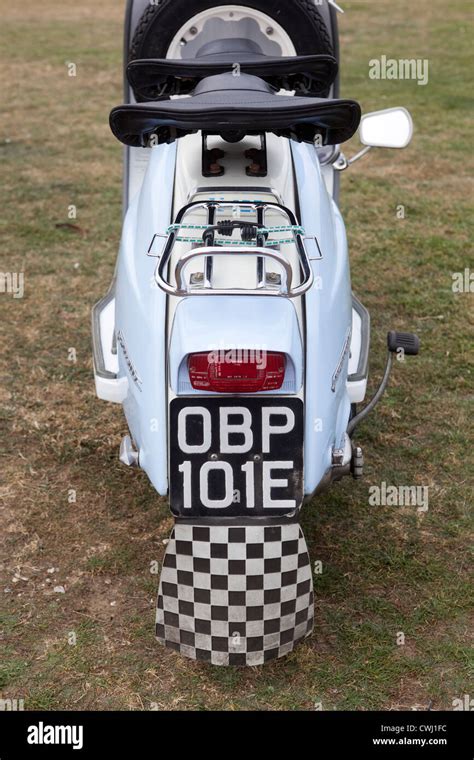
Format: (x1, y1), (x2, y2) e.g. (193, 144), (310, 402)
(169, 398), (304, 517)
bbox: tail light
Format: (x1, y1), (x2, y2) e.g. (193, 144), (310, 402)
(188, 351), (286, 393)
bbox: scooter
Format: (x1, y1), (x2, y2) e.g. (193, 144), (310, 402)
(92, 0), (420, 666)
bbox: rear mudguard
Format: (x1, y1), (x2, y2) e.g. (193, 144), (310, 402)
(156, 519), (313, 665)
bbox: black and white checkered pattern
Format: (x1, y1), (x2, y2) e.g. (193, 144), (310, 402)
(156, 523), (314, 666)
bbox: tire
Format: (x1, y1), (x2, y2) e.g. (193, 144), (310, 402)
(129, 0), (334, 62)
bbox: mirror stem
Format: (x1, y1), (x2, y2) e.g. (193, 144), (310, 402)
(333, 145), (372, 171)
(348, 145), (372, 165)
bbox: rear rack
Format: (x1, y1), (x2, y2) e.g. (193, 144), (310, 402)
(148, 200), (317, 298)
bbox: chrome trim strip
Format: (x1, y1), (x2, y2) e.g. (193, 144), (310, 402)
(331, 327), (352, 392)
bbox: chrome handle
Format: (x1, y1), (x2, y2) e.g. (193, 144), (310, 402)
(155, 245), (314, 298)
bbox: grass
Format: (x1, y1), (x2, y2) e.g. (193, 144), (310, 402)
(0, 0), (472, 711)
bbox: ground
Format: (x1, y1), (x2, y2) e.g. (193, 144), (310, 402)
(0, 0), (472, 710)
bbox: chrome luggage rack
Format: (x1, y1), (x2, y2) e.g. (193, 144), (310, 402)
(147, 200), (319, 298)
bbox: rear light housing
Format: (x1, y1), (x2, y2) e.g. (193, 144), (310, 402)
(188, 350), (286, 393)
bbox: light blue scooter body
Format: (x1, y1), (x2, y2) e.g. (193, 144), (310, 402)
(115, 144), (176, 496)
(114, 140), (352, 500)
(291, 142), (353, 495)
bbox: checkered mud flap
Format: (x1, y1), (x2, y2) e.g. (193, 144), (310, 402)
(156, 523), (314, 666)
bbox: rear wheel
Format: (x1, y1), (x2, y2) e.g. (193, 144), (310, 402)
(129, 0), (334, 62)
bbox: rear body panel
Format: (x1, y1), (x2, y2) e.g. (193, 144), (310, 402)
(291, 142), (353, 494)
(114, 144), (176, 495)
(109, 129), (354, 500)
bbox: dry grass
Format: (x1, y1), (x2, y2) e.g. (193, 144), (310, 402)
(0, 0), (472, 710)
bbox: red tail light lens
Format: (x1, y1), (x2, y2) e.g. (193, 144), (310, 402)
(188, 351), (286, 393)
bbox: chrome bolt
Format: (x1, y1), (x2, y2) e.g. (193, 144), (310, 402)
(266, 26), (274, 35)
(210, 453), (218, 461)
(253, 454), (261, 462)
(190, 26), (198, 35)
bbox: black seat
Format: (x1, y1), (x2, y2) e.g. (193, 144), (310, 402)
(110, 72), (361, 148)
(127, 46), (338, 101)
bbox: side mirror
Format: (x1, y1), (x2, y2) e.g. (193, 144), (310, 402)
(359, 107), (413, 149)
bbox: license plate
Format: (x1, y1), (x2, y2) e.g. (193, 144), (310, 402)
(169, 398), (304, 517)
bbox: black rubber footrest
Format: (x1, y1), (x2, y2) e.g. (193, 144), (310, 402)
(387, 331), (420, 356)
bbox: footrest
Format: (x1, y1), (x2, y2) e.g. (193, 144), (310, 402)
(387, 331), (420, 356)
(156, 522), (314, 666)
